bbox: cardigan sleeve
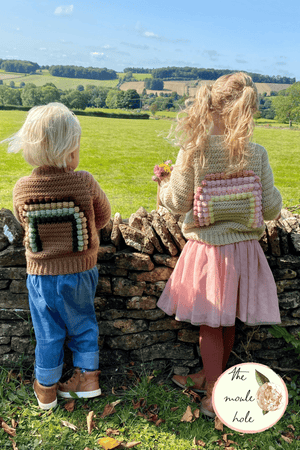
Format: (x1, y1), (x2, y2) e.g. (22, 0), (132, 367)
(159, 148), (195, 215)
(80, 171), (111, 230)
(260, 146), (282, 221)
(91, 178), (111, 230)
(12, 178), (26, 225)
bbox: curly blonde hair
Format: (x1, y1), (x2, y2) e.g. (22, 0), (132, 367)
(173, 72), (259, 173)
(1, 102), (81, 168)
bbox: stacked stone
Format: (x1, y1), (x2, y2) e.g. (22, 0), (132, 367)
(0, 206), (300, 376)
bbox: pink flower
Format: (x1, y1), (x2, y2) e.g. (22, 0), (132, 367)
(153, 161), (173, 181)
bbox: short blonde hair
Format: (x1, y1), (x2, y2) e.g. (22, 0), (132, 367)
(173, 72), (259, 173)
(2, 102), (81, 167)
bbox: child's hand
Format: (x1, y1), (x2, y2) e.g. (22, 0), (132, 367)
(152, 160), (173, 183)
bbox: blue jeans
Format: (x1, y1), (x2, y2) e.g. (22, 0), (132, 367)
(27, 266), (99, 385)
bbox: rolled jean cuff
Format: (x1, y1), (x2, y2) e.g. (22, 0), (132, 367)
(35, 363), (64, 386)
(73, 351), (99, 370)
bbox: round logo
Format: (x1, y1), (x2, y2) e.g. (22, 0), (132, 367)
(212, 363), (288, 433)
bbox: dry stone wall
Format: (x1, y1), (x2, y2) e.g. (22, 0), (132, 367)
(0, 206), (300, 377)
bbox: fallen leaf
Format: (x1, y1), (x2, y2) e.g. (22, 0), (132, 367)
(87, 411), (95, 434)
(8, 438), (18, 450)
(129, 361), (135, 366)
(101, 404), (116, 419)
(222, 433), (233, 443)
(127, 370), (135, 378)
(122, 441), (141, 448)
(189, 390), (201, 403)
(155, 418), (165, 427)
(6, 370), (16, 383)
(288, 424), (296, 431)
(132, 398), (145, 409)
(111, 400), (122, 408)
(181, 405), (194, 423)
(64, 399), (75, 412)
(214, 416), (224, 431)
(61, 420), (77, 431)
(170, 406), (179, 412)
(112, 387), (117, 395)
(147, 376), (154, 383)
(147, 413), (158, 422)
(98, 436), (121, 450)
(106, 428), (120, 436)
(227, 440), (239, 446)
(193, 409), (200, 419)
(121, 386), (128, 391)
(84, 448), (93, 450)
(284, 431), (295, 439)
(193, 437), (206, 447)
(0, 417), (16, 437)
(11, 419), (18, 428)
(281, 434), (293, 444)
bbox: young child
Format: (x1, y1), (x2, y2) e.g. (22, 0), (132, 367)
(156, 73), (282, 418)
(1, 103), (111, 410)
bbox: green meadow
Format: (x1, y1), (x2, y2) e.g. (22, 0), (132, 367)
(0, 110), (299, 217)
(0, 70), (150, 89)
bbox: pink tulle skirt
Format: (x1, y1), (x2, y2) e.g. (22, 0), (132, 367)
(157, 239), (281, 327)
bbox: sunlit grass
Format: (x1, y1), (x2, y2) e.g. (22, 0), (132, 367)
(0, 365), (299, 450)
(0, 111), (299, 217)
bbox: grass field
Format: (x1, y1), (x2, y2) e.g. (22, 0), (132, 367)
(0, 111), (299, 217)
(1, 365), (299, 450)
(0, 111), (176, 216)
(0, 70), (151, 90)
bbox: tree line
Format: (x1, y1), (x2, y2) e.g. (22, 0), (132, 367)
(49, 65), (117, 80)
(123, 67), (152, 74)
(148, 67), (295, 84)
(0, 83), (141, 110)
(1, 77), (299, 123)
(0, 59), (39, 74)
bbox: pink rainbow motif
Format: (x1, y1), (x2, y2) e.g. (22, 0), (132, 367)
(193, 171), (263, 228)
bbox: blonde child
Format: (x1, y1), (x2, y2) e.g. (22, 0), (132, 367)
(1, 103), (111, 409)
(156, 73), (282, 417)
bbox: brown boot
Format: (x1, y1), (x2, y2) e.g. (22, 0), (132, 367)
(172, 369), (206, 393)
(57, 368), (101, 399)
(200, 381), (216, 418)
(33, 380), (58, 410)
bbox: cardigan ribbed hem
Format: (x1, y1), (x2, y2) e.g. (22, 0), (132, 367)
(26, 254), (98, 276)
(184, 229), (265, 246)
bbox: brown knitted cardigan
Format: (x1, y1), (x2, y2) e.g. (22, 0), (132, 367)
(13, 166), (111, 275)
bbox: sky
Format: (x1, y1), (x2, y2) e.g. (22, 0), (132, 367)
(0, 0), (299, 80)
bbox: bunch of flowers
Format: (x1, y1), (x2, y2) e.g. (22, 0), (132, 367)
(152, 160), (173, 182)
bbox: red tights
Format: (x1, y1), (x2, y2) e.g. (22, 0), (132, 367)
(199, 325), (235, 384)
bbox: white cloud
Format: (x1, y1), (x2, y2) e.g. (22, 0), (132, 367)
(90, 52), (106, 60)
(144, 31), (159, 38)
(54, 5), (74, 16)
(135, 22), (189, 44)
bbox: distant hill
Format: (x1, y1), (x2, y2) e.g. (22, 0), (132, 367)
(120, 80), (290, 97)
(0, 69), (292, 97)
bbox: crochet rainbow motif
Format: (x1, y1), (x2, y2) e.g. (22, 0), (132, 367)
(193, 170), (263, 228)
(22, 201), (89, 253)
